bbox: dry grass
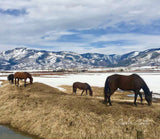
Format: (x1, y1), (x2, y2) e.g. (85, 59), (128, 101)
(0, 81), (159, 139)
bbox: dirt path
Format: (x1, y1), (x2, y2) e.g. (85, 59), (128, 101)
(0, 81), (160, 139)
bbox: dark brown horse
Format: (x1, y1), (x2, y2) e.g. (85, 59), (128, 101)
(73, 82), (93, 96)
(7, 74), (14, 84)
(104, 74), (152, 106)
(14, 72), (33, 87)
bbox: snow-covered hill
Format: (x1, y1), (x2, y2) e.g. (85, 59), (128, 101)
(117, 48), (160, 67)
(0, 47), (160, 70)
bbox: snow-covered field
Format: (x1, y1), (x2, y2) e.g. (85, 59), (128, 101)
(1, 72), (160, 98)
(34, 72), (160, 98)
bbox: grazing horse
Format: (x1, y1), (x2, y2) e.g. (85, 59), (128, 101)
(14, 72), (33, 87)
(73, 82), (93, 96)
(7, 74), (14, 84)
(104, 74), (152, 106)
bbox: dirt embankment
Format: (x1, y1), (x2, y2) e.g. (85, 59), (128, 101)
(0, 81), (160, 139)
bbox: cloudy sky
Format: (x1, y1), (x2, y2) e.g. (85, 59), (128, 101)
(0, 0), (160, 54)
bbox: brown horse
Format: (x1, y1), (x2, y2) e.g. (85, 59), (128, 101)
(14, 72), (33, 87)
(73, 82), (93, 96)
(104, 74), (152, 106)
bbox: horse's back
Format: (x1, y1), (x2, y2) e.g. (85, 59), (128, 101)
(107, 74), (144, 90)
(14, 72), (31, 79)
(73, 82), (87, 90)
(14, 72), (21, 78)
(108, 74), (142, 82)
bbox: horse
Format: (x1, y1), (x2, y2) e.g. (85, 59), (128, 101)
(7, 74), (14, 84)
(104, 74), (152, 106)
(73, 82), (93, 96)
(14, 72), (33, 87)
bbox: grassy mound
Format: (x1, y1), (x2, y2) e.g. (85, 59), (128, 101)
(0, 81), (159, 139)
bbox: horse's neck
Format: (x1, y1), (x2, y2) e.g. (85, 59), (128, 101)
(142, 83), (150, 95)
(87, 86), (92, 92)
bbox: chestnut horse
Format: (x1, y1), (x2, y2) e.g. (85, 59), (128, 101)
(104, 74), (152, 106)
(14, 72), (33, 87)
(73, 82), (93, 96)
(7, 74), (14, 84)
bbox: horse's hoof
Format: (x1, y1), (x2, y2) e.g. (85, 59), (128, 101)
(103, 100), (107, 104)
(134, 103), (137, 106)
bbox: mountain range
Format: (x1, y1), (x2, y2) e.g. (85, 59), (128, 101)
(0, 47), (160, 70)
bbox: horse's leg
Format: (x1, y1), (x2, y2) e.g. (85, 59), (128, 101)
(104, 91), (108, 103)
(86, 90), (88, 95)
(104, 90), (112, 105)
(134, 93), (138, 106)
(139, 92), (143, 104)
(81, 90), (85, 96)
(18, 78), (19, 86)
(15, 78), (16, 85)
(104, 87), (110, 103)
(24, 79), (26, 87)
(108, 88), (116, 106)
(108, 96), (112, 106)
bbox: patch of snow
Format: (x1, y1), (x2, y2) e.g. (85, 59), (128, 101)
(133, 52), (139, 57)
(33, 72), (160, 98)
(1, 72), (160, 98)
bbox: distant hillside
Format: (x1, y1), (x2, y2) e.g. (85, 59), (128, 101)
(0, 47), (160, 70)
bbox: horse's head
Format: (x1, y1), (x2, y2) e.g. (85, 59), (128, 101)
(145, 91), (152, 106)
(73, 87), (76, 94)
(30, 77), (33, 84)
(86, 84), (93, 96)
(89, 89), (93, 96)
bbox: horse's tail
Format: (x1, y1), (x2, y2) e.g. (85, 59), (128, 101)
(104, 77), (110, 102)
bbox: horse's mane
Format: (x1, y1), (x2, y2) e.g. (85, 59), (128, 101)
(85, 83), (92, 92)
(142, 83), (151, 95)
(24, 72), (31, 76)
(133, 74), (151, 95)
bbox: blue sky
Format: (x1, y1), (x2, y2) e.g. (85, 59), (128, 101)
(0, 0), (160, 54)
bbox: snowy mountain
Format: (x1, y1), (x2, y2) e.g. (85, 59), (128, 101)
(117, 48), (160, 67)
(0, 47), (160, 70)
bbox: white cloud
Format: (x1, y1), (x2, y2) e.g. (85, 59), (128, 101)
(0, 0), (160, 53)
